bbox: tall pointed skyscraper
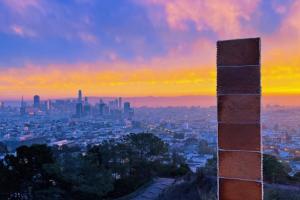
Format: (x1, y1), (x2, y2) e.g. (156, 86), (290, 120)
(78, 90), (82, 102)
(76, 89), (83, 117)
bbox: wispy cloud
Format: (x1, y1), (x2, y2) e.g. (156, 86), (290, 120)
(138, 0), (260, 37)
(1, 0), (95, 43)
(10, 24), (37, 37)
(3, 0), (44, 14)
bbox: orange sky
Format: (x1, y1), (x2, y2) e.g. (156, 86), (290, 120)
(0, 0), (300, 105)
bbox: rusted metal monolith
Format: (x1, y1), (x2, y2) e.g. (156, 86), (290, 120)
(217, 38), (262, 200)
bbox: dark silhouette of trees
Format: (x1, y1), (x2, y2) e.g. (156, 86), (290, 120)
(263, 154), (291, 184)
(0, 144), (54, 199)
(87, 133), (188, 198)
(0, 133), (190, 199)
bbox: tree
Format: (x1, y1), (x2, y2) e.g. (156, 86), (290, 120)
(86, 133), (185, 199)
(0, 158), (21, 195)
(0, 133), (190, 199)
(32, 187), (68, 200)
(44, 149), (114, 200)
(202, 155), (217, 177)
(0, 144), (54, 199)
(198, 140), (213, 155)
(263, 154), (290, 184)
(293, 172), (300, 182)
(124, 133), (168, 161)
(63, 156), (113, 200)
(264, 187), (300, 200)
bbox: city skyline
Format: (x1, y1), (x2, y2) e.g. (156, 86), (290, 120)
(0, 0), (300, 104)
(1, 1), (300, 199)
(2, 93), (300, 107)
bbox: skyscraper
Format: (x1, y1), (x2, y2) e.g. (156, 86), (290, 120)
(33, 95), (40, 108)
(78, 90), (82, 102)
(83, 96), (91, 116)
(114, 99), (118, 109)
(20, 96), (26, 116)
(99, 99), (106, 116)
(123, 102), (134, 119)
(124, 102), (130, 114)
(118, 97), (122, 109)
(46, 100), (52, 112)
(76, 90), (83, 117)
(76, 102), (83, 117)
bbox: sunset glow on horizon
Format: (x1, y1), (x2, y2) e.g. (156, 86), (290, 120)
(1, 0), (300, 104)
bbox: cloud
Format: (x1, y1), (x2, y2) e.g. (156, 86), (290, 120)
(139, 0), (260, 37)
(1, 0), (300, 99)
(256, 0), (300, 95)
(10, 24), (37, 37)
(280, 0), (300, 35)
(272, 3), (287, 15)
(264, 0), (300, 64)
(0, 0), (95, 43)
(3, 0), (44, 14)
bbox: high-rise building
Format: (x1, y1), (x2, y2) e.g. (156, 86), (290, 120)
(114, 99), (118, 109)
(76, 90), (83, 117)
(20, 96), (26, 116)
(78, 90), (82, 102)
(124, 102), (130, 114)
(123, 102), (134, 119)
(83, 96), (91, 115)
(76, 103), (83, 117)
(99, 99), (106, 116)
(46, 100), (52, 112)
(33, 95), (40, 108)
(118, 97), (122, 109)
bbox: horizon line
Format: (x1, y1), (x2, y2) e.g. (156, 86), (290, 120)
(2, 93), (300, 101)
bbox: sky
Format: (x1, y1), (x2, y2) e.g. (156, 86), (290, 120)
(0, 0), (300, 103)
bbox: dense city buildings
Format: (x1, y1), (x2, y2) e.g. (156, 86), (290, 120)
(1, 93), (300, 200)
(1, 93), (299, 177)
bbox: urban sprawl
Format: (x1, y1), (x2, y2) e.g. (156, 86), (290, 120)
(0, 92), (300, 176)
